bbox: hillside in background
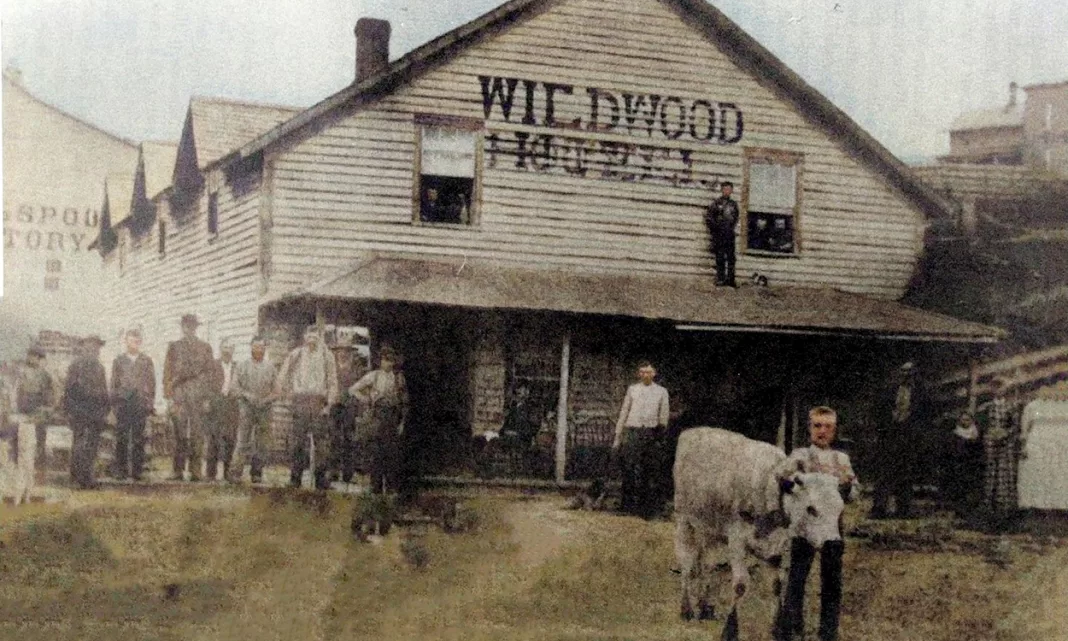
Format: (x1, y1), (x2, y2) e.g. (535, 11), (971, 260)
(905, 183), (1068, 357)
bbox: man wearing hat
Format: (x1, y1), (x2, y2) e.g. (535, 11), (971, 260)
(162, 314), (216, 481)
(275, 326), (338, 489)
(63, 336), (109, 489)
(16, 345), (55, 470)
(110, 327), (156, 481)
(870, 360), (929, 519)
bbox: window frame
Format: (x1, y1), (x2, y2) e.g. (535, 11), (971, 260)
(207, 190), (220, 237)
(741, 148), (804, 257)
(412, 114), (484, 228)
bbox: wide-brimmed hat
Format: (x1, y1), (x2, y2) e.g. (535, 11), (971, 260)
(126, 327), (143, 339)
(180, 314), (200, 327)
(27, 346), (46, 358)
(81, 335), (106, 346)
(378, 346), (398, 361)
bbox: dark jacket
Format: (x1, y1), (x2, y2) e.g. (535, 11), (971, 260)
(64, 356), (110, 423)
(111, 353), (156, 415)
(162, 336), (215, 401)
(705, 195), (740, 245)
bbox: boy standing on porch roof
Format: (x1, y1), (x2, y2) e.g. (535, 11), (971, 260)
(613, 361), (670, 519)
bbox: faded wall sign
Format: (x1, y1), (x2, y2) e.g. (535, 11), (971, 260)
(479, 75), (744, 188)
(3, 203), (99, 253)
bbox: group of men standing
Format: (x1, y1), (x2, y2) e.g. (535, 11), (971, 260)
(7, 313), (409, 493)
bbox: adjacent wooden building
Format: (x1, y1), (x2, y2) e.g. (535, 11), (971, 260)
(99, 0), (1000, 481)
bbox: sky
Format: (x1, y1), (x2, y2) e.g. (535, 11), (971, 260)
(1, 0), (1067, 161)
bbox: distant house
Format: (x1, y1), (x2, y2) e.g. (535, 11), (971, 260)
(938, 80), (1068, 175)
(98, 0), (999, 480)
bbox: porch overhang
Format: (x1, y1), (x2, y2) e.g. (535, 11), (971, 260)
(263, 254), (1003, 344)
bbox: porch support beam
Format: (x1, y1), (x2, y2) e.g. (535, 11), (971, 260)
(555, 331), (572, 483)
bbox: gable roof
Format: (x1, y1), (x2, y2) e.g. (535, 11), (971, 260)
(103, 172), (136, 228)
(229, 0), (954, 219)
(140, 141), (180, 199)
(173, 96), (301, 191)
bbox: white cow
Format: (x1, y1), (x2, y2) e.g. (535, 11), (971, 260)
(673, 427), (845, 630)
(1, 417), (37, 506)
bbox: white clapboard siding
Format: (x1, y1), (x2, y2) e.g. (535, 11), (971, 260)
(266, 0), (923, 302)
(104, 166), (266, 389)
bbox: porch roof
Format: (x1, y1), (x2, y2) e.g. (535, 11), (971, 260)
(270, 255), (1003, 344)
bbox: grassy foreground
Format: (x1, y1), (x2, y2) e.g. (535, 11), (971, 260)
(1, 487), (1066, 641)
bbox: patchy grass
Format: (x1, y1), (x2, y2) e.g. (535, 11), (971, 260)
(0, 489), (1066, 641)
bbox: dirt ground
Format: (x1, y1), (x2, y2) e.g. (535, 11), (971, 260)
(2, 485), (1067, 641)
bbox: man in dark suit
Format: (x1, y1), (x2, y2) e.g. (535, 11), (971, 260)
(64, 336), (110, 489)
(162, 314), (216, 482)
(110, 327), (156, 481)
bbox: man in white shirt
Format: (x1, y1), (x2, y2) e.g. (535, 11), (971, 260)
(276, 327), (339, 489)
(613, 361), (670, 518)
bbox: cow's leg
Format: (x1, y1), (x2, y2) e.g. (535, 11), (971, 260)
(675, 518), (700, 620)
(725, 521), (753, 599)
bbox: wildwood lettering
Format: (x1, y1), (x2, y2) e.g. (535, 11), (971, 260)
(478, 76), (743, 187)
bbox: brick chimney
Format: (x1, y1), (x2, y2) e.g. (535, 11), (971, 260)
(355, 18), (391, 83)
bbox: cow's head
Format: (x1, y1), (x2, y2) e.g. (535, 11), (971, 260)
(780, 472), (846, 549)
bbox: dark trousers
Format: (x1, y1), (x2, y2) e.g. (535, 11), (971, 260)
(289, 395), (332, 489)
(206, 397), (239, 480)
(35, 421), (48, 469)
(618, 428), (664, 518)
(713, 241), (736, 286)
(70, 417), (104, 488)
(333, 402), (358, 483)
(368, 403), (404, 494)
(171, 397), (207, 480)
(114, 406), (148, 479)
(871, 432), (916, 518)
(779, 538), (844, 641)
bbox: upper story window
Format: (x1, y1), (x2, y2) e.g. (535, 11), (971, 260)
(744, 150), (802, 255)
(207, 191), (220, 236)
(415, 116), (482, 226)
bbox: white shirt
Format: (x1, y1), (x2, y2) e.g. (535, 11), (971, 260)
(220, 361), (234, 396)
(616, 382), (670, 431)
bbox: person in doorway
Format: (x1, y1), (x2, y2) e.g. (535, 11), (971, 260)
(276, 327), (338, 489)
(331, 337), (367, 484)
(64, 336), (110, 489)
(612, 361), (670, 519)
(15, 346), (54, 471)
(162, 314), (216, 482)
(777, 406), (857, 641)
(870, 361), (927, 519)
(206, 338), (240, 482)
(229, 336), (277, 484)
(110, 327), (156, 481)
(705, 181), (740, 287)
(350, 346), (408, 495)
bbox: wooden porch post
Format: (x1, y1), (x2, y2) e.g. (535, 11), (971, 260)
(555, 331), (572, 483)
